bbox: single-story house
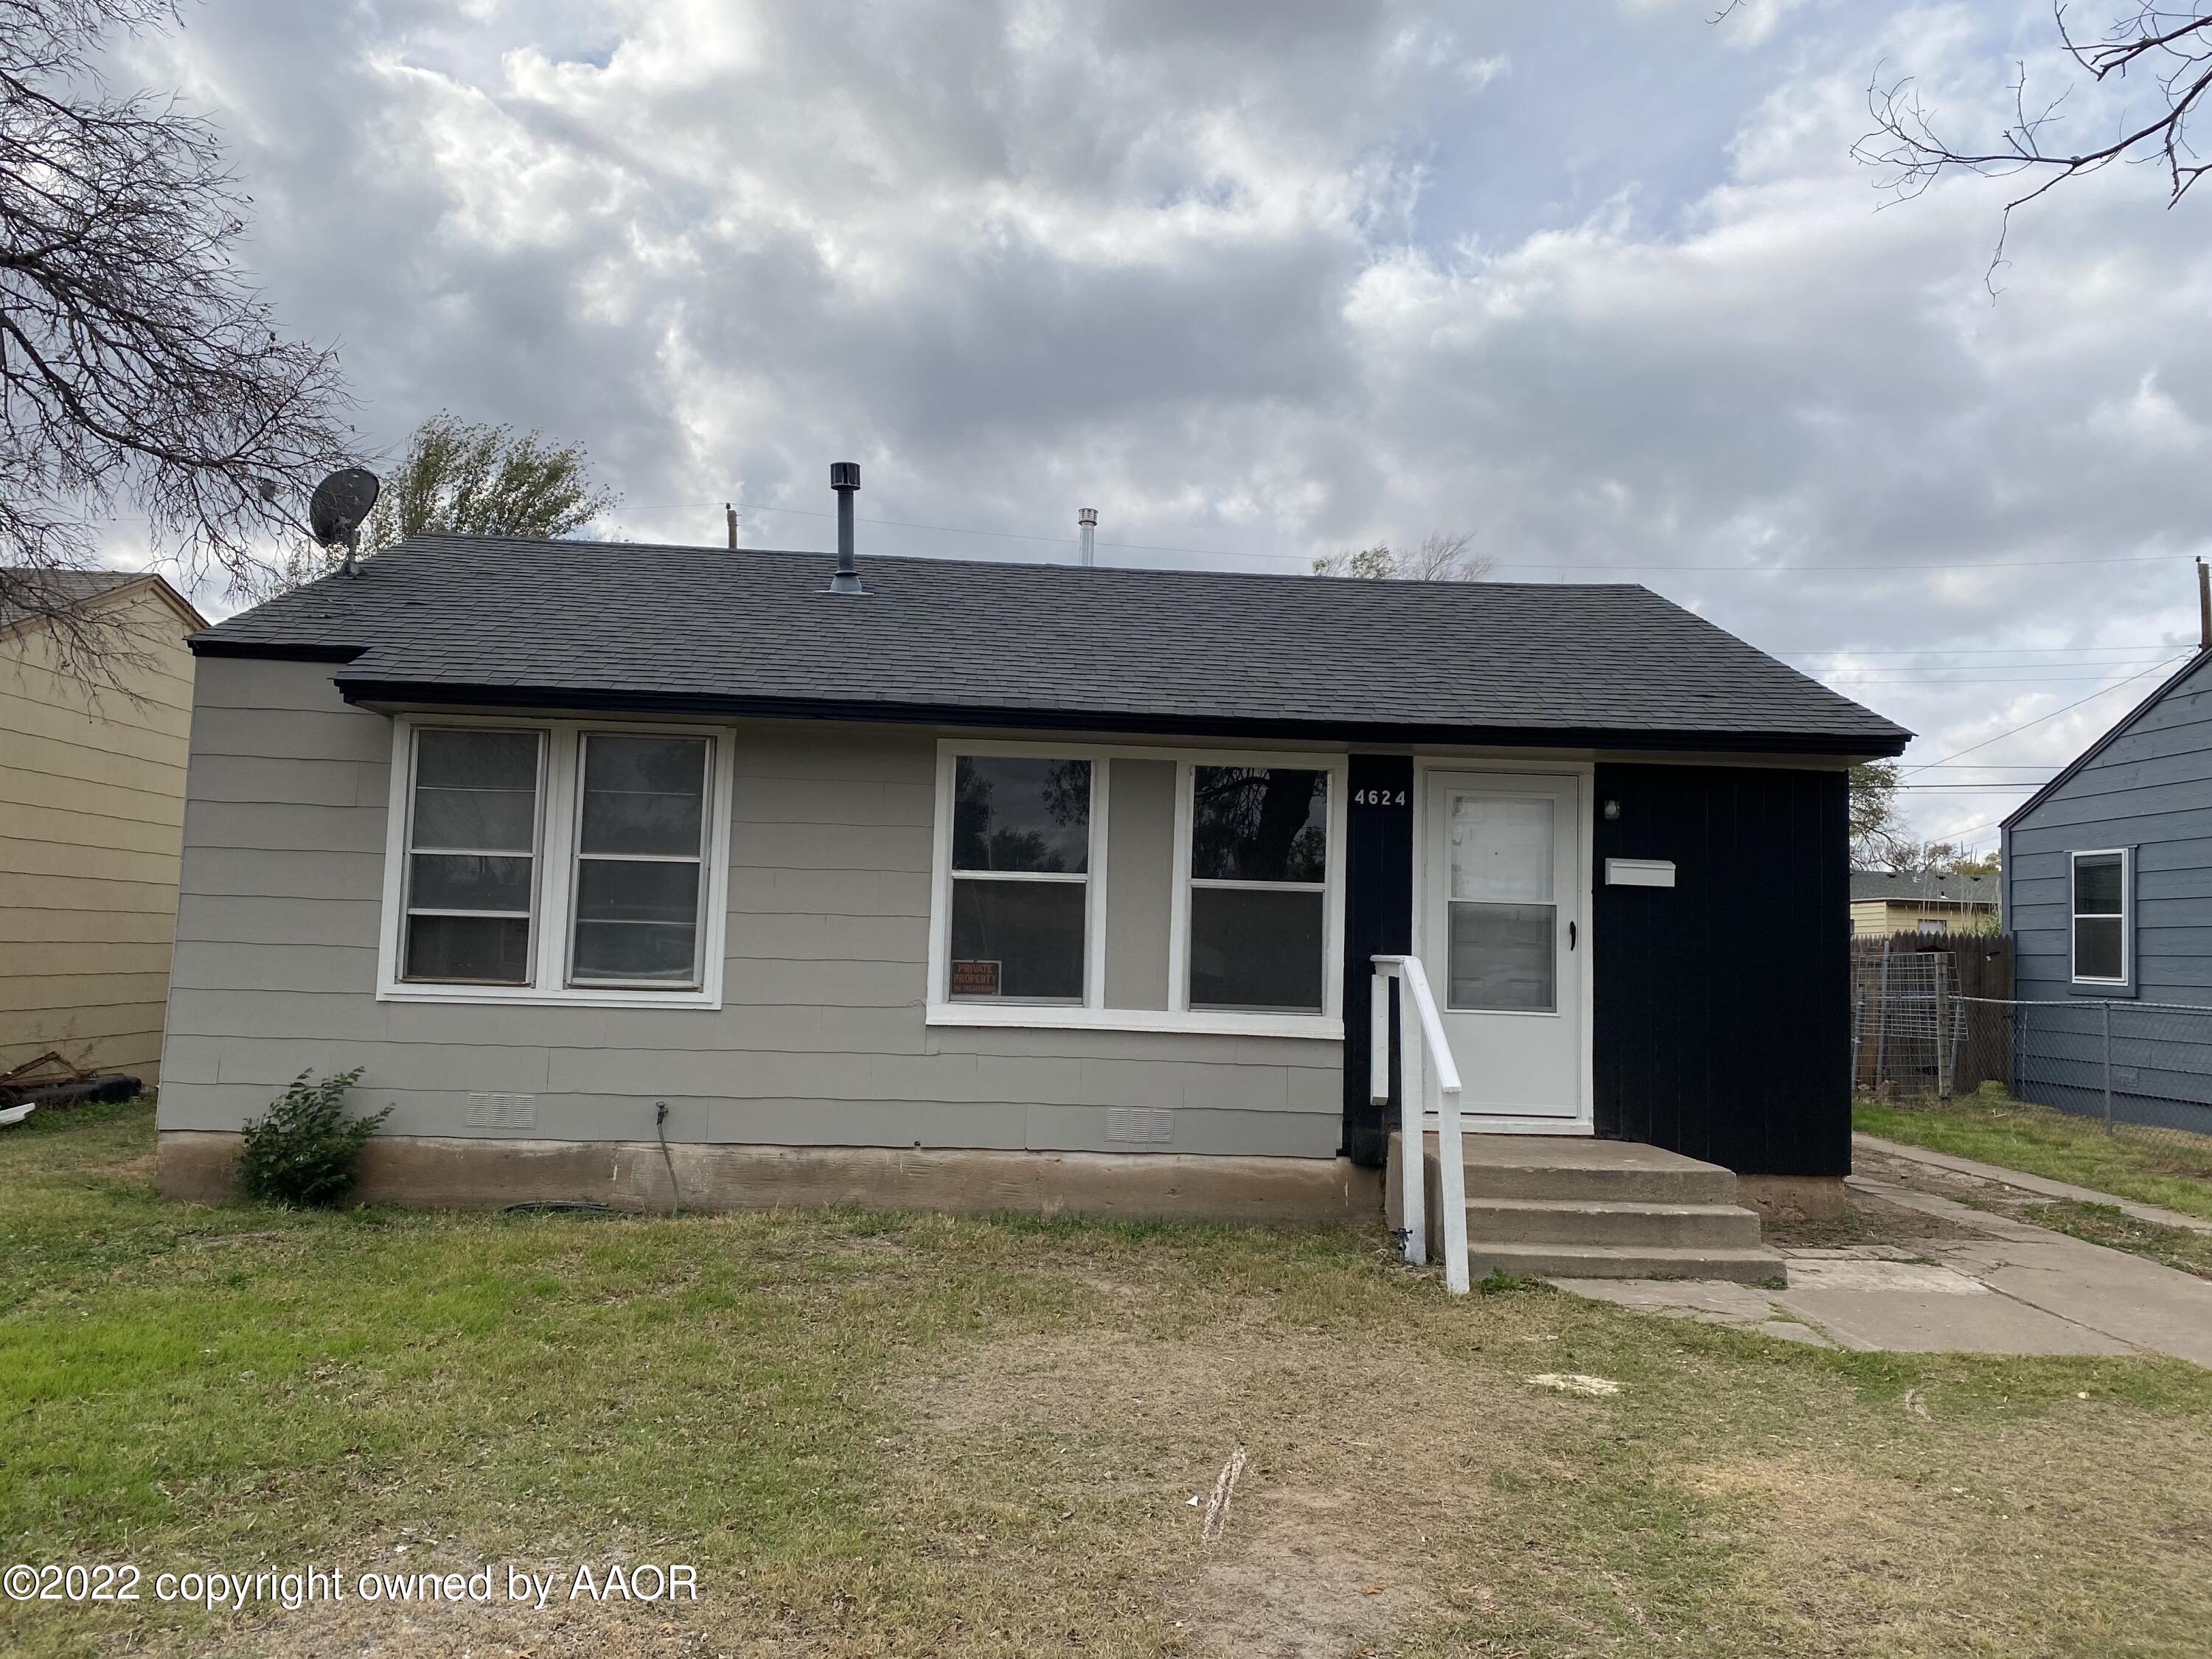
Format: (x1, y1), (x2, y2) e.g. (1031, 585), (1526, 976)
(1848, 869), (1999, 938)
(3, 569), (209, 1091)
(2002, 645), (2212, 1136)
(155, 486), (1910, 1272)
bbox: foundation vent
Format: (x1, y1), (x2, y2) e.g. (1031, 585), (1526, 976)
(1105, 1107), (1174, 1144)
(465, 1092), (538, 1130)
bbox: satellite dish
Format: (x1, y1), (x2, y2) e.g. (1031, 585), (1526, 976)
(310, 467), (380, 546)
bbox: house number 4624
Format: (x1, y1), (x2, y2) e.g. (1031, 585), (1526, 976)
(1353, 788), (1408, 807)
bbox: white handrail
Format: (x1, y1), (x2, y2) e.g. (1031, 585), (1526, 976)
(1369, 954), (1470, 1295)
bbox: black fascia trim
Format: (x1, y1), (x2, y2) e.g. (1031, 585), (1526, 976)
(334, 677), (1908, 758)
(191, 636), (366, 662)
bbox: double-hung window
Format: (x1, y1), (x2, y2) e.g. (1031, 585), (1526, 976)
(1186, 765), (1329, 1014)
(402, 728), (544, 984)
(2070, 849), (2129, 986)
(383, 719), (728, 1006)
(945, 754), (1093, 1002)
(571, 733), (712, 985)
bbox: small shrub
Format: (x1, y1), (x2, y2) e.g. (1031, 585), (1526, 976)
(237, 1068), (390, 1208)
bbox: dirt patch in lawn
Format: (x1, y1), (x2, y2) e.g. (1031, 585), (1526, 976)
(1764, 1180), (1986, 1253)
(1189, 1487), (1430, 1659)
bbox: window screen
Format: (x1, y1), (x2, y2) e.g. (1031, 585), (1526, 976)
(1444, 794), (1556, 1013)
(570, 733), (710, 985)
(403, 728), (542, 984)
(2072, 851), (2126, 983)
(947, 756), (1091, 1001)
(1187, 766), (1327, 1012)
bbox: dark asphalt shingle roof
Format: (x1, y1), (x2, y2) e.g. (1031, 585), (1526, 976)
(1849, 871), (1998, 905)
(194, 535), (1911, 754)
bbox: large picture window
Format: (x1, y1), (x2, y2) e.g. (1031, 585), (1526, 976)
(382, 719), (729, 1006)
(1186, 765), (1328, 1013)
(2071, 849), (2128, 985)
(947, 754), (1091, 1001)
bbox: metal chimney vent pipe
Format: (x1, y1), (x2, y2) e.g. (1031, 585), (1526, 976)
(1078, 507), (1097, 568)
(827, 462), (864, 594)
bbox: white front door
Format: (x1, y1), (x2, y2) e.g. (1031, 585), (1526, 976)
(1420, 771), (1585, 1125)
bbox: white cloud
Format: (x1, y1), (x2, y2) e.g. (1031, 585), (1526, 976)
(103, 0), (2212, 852)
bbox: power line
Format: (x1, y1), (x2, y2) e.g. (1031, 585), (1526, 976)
(619, 495), (2206, 576)
(1902, 654), (2192, 775)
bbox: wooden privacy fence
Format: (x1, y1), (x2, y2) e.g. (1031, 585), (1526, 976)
(1850, 932), (2012, 1096)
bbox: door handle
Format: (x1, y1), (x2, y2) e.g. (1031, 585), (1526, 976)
(1568, 921), (1577, 950)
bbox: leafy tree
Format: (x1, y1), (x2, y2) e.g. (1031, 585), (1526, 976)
(366, 414), (618, 552)
(1312, 530), (1492, 581)
(1, 0), (352, 668)
(1848, 760), (1905, 866)
(237, 1068), (390, 1208)
(262, 414), (620, 592)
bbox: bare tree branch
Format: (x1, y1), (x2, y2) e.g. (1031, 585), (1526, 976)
(0, 0), (355, 664)
(1855, 4), (2212, 286)
(1311, 529), (1494, 582)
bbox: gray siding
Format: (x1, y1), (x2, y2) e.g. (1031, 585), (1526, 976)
(2008, 659), (2212, 1002)
(158, 658), (1342, 1159)
(1103, 758), (1175, 1010)
(2005, 659), (2212, 1135)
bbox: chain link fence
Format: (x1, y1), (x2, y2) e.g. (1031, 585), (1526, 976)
(1854, 967), (2212, 1148)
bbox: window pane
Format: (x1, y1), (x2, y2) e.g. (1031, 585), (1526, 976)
(410, 852), (533, 913)
(1191, 767), (1326, 882)
(417, 728), (539, 790)
(1448, 902), (1556, 1012)
(2074, 854), (2124, 917)
(1448, 796), (1552, 903)
(2076, 916), (2124, 981)
(411, 729), (538, 852)
(406, 914), (530, 983)
(952, 757), (1091, 873)
(580, 734), (708, 857)
(1189, 886), (1324, 1012)
(949, 877), (1085, 999)
(572, 860), (702, 982)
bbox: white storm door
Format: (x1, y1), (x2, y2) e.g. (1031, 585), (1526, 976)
(1422, 773), (1584, 1123)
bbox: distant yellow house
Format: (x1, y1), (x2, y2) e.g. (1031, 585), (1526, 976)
(1849, 869), (2000, 939)
(2, 571), (207, 1089)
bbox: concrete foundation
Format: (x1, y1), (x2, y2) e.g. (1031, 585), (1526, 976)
(1736, 1174), (1848, 1222)
(155, 1131), (1384, 1225)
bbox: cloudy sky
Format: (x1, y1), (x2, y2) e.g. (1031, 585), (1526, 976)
(105, 0), (2212, 855)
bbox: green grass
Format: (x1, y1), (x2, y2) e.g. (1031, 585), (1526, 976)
(2026, 1202), (2212, 1281)
(7, 1101), (2212, 1657)
(1855, 1090), (2212, 1221)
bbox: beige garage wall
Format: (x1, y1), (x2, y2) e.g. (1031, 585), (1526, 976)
(1, 583), (201, 1086)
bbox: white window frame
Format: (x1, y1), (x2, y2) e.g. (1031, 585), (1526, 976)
(377, 713), (734, 1008)
(925, 739), (1346, 1040)
(2069, 847), (2130, 987)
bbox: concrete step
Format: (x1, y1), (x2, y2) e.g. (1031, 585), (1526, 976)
(1458, 1139), (1740, 1205)
(1467, 1240), (1787, 1286)
(1464, 1197), (1767, 1249)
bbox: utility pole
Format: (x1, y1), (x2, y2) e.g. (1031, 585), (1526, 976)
(2197, 557), (2208, 652)
(726, 501), (738, 551)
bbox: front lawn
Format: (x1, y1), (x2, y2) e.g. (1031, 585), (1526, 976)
(7, 1101), (2212, 1658)
(1855, 1091), (2212, 1221)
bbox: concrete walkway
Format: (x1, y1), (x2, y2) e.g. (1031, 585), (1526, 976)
(1557, 1147), (2212, 1366)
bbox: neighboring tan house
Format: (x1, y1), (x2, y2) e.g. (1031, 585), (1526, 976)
(154, 486), (1912, 1282)
(1848, 870), (2000, 939)
(1, 570), (209, 1089)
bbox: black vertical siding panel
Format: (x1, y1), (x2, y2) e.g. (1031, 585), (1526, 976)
(1341, 754), (1414, 1164)
(1593, 763), (1850, 1178)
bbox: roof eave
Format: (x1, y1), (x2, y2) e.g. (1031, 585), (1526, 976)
(331, 675), (1907, 758)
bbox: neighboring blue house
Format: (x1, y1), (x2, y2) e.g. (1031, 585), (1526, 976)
(2002, 647), (2212, 1136)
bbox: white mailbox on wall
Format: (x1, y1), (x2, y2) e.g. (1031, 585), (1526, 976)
(1605, 858), (1676, 888)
